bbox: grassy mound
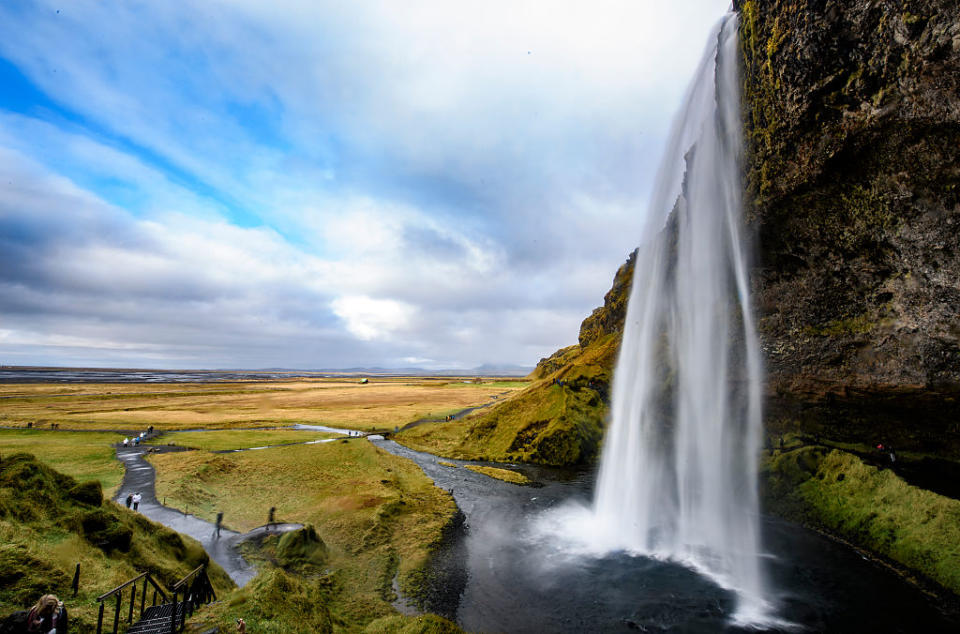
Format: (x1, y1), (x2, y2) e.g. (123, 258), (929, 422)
(0, 429), (126, 495)
(150, 441), (457, 629)
(764, 445), (960, 595)
(276, 525), (329, 571)
(363, 614), (462, 633)
(0, 453), (232, 628)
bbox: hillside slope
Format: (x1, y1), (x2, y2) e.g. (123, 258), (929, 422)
(396, 251), (635, 465)
(0, 453), (232, 629)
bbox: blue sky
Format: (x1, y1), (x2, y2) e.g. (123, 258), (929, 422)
(0, 0), (731, 370)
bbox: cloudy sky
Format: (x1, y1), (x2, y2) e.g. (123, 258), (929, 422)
(0, 0), (730, 370)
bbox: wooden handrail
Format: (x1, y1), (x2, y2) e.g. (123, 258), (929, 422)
(96, 571), (168, 603)
(95, 571), (170, 634)
(171, 564), (205, 592)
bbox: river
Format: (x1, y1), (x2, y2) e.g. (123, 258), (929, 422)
(373, 439), (960, 633)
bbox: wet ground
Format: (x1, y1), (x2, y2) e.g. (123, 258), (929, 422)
(374, 439), (960, 633)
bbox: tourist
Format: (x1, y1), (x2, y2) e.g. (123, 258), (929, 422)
(123, 438), (129, 447)
(125, 493), (133, 509)
(26, 594), (67, 634)
(132, 492), (142, 511)
(215, 512), (224, 539)
(236, 617), (246, 633)
(268, 506), (275, 530)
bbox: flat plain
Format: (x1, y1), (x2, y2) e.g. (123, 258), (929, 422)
(0, 378), (525, 432)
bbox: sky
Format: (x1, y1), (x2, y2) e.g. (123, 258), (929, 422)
(0, 0), (731, 370)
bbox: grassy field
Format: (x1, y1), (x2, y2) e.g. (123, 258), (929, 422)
(151, 428), (341, 451)
(0, 429), (125, 494)
(0, 379), (524, 432)
(149, 439), (457, 630)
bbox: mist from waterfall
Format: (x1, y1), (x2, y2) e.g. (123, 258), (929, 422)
(591, 12), (768, 619)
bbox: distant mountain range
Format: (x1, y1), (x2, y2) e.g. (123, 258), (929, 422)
(0, 364), (533, 378)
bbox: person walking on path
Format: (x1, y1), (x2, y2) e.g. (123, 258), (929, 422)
(214, 512), (224, 539)
(268, 507), (275, 530)
(125, 493), (133, 508)
(132, 492), (142, 511)
(26, 594), (67, 634)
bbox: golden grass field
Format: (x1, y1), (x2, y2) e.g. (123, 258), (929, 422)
(0, 378), (526, 432)
(151, 428), (340, 451)
(150, 439), (456, 629)
(0, 377), (520, 631)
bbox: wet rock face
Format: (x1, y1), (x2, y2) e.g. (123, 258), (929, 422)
(738, 0), (960, 404)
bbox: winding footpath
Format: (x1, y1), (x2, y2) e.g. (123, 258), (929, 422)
(113, 443), (302, 587)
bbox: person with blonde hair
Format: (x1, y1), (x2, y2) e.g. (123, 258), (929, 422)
(26, 594), (67, 633)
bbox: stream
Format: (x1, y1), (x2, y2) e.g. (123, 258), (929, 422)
(373, 439), (960, 633)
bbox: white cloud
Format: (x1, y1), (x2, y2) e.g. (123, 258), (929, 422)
(331, 296), (416, 341)
(0, 0), (734, 369)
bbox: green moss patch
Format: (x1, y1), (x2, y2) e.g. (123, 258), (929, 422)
(764, 447), (960, 595)
(463, 465), (529, 485)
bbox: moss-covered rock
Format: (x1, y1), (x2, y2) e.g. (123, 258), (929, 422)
(763, 445), (960, 595)
(276, 524), (328, 571)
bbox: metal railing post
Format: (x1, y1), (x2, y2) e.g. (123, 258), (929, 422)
(170, 591), (177, 634)
(128, 582), (135, 623)
(141, 578), (147, 616)
(96, 602), (104, 634)
(112, 592), (121, 633)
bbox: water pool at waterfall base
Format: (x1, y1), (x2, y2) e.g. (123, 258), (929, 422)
(376, 439), (960, 633)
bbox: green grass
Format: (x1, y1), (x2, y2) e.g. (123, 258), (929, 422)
(150, 429), (340, 451)
(149, 441), (457, 630)
(0, 429), (125, 495)
(0, 453), (233, 630)
(764, 446), (960, 595)
(463, 465), (529, 485)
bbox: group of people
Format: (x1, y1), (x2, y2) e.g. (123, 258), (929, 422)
(121, 432), (146, 447)
(124, 491), (142, 511)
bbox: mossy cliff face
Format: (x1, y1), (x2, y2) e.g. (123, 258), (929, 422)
(467, 250), (636, 465)
(737, 0), (960, 411)
(397, 254), (635, 466)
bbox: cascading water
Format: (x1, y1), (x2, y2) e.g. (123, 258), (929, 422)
(591, 12), (768, 619)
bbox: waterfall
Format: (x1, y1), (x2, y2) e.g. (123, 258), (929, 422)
(592, 12), (768, 619)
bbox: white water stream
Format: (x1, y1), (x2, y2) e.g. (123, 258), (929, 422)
(539, 13), (772, 624)
(595, 12), (767, 620)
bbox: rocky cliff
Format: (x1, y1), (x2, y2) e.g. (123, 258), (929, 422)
(737, 0), (960, 456)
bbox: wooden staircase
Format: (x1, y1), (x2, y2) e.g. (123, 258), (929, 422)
(96, 565), (216, 634)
